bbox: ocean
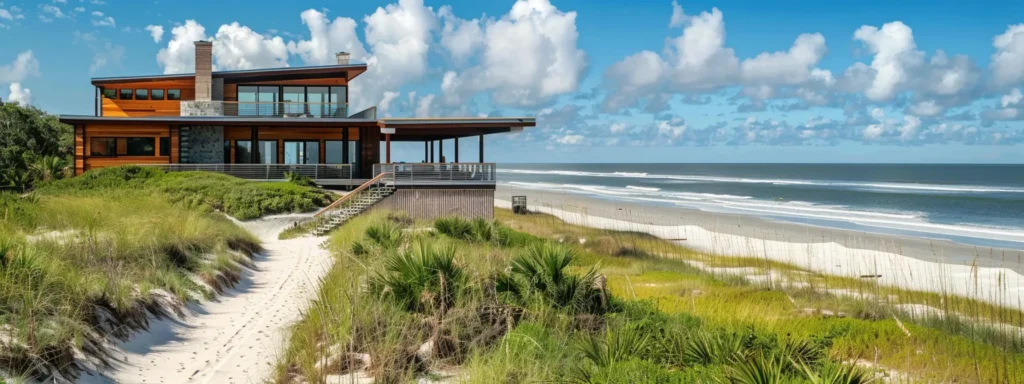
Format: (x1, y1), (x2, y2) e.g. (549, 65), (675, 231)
(497, 164), (1024, 250)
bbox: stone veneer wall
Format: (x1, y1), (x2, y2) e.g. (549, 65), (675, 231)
(179, 126), (224, 164)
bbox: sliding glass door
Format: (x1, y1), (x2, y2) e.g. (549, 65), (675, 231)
(284, 141), (320, 164)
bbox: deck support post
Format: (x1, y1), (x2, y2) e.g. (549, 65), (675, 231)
(342, 127), (349, 164)
(424, 141), (428, 162)
(454, 137), (459, 162)
(430, 140), (434, 162)
(250, 126), (259, 164)
(478, 134), (484, 163)
(385, 133), (391, 164)
(439, 139), (444, 163)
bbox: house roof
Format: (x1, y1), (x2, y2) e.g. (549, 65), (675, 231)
(89, 63), (369, 85)
(57, 115), (535, 140)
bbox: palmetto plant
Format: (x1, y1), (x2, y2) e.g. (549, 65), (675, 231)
(723, 352), (787, 384)
(30, 156), (70, 183)
(353, 220), (406, 255)
(368, 241), (466, 315)
(496, 243), (606, 314)
(576, 325), (652, 368)
(793, 360), (878, 384)
(682, 331), (746, 366)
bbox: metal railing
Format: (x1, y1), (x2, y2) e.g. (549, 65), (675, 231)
(373, 163), (496, 186)
(180, 101), (348, 118)
(143, 164), (352, 181)
(314, 171), (394, 217)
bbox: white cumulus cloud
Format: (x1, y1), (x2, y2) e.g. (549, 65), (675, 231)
(145, 25), (164, 43)
(991, 24), (1024, 88)
(7, 83), (31, 104)
(439, 0), (586, 107)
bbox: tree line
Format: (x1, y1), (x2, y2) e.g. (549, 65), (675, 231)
(0, 102), (73, 191)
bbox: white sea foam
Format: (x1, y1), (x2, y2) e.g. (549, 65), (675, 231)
(499, 169), (1024, 194)
(626, 185), (660, 192)
(502, 180), (1024, 245)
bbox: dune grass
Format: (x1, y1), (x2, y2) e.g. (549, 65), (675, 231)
(0, 167), (331, 381)
(38, 166), (334, 220)
(274, 210), (1024, 383)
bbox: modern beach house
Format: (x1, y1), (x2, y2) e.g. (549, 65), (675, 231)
(59, 41), (534, 227)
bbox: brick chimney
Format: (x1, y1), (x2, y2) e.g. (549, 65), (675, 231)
(335, 52), (350, 65)
(194, 41), (213, 101)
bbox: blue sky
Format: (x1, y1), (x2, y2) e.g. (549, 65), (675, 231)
(2, 0), (1024, 163)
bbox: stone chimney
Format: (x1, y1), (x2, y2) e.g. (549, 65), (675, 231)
(335, 52), (350, 65)
(194, 41), (213, 101)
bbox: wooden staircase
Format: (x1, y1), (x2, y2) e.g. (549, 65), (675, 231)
(312, 172), (394, 236)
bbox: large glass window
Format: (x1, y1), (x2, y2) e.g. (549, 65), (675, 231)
(258, 140), (277, 164)
(284, 141), (320, 164)
(120, 89), (132, 100)
(329, 87), (346, 117)
(167, 89), (181, 100)
(151, 89), (165, 100)
(238, 86), (258, 116)
(235, 140), (252, 164)
(282, 86), (305, 115)
(307, 87), (328, 117)
(160, 137), (170, 156)
(126, 138), (155, 156)
(325, 140), (344, 164)
(135, 89), (149, 100)
(102, 88), (116, 99)
(90, 138), (116, 156)
(258, 86), (278, 116)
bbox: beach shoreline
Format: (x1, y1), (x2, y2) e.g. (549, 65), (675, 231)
(496, 185), (1024, 308)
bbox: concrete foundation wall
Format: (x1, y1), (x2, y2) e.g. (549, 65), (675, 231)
(370, 189), (494, 221)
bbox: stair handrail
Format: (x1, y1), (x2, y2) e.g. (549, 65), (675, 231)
(313, 172), (392, 217)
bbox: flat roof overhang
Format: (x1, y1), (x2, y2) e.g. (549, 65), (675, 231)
(89, 63), (370, 86)
(57, 115), (535, 139)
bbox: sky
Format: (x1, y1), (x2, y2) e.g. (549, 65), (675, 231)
(2, 0), (1024, 163)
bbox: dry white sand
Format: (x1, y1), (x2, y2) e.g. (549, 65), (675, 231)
(496, 195), (1024, 309)
(78, 214), (331, 384)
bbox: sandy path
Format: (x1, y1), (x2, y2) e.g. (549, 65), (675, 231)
(80, 214), (331, 384)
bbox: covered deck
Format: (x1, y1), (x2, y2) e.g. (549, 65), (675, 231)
(59, 114), (531, 188)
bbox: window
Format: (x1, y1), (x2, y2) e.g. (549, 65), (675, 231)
(102, 88), (116, 99)
(120, 89), (133, 100)
(90, 138), (116, 156)
(135, 89), (149, 100)
(307, 87), (328, 117)
(257, 86), (279, 116)
(325, 140), (344, 164)
(329, 87), (346, 116)
(151, 89), (165, 100)
(258, 140), (277, 164)
(160, 137), (170, 156)
(167, 89), (181, 100)
(282, 86), (305, 115)
(235, 140), (253, 164)
(284, 141), (320, 164)
(126, 138), (155, 156)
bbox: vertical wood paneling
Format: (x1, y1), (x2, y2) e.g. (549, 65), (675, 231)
(74, 125), (85, 175)
(370, 189), (494, 221)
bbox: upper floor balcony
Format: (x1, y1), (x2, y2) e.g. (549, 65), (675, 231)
(180, 101), (350, 118)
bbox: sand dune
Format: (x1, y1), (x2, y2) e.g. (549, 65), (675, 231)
(79, 214), (330, 384)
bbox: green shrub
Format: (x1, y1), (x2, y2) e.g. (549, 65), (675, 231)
(497, 243), (607, 314)
(368, 241), (467, 314)
(434, 216), (475, 241)
(38, 166), (334, 220)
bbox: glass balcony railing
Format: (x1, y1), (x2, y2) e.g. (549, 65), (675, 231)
(179, 101), (349, 118)
(232, 102), (348, 118)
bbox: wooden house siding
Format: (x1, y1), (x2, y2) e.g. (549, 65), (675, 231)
(99, 79), (195, 117)
(81, 124), (175, 172)
(370, 189), (494, 221)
